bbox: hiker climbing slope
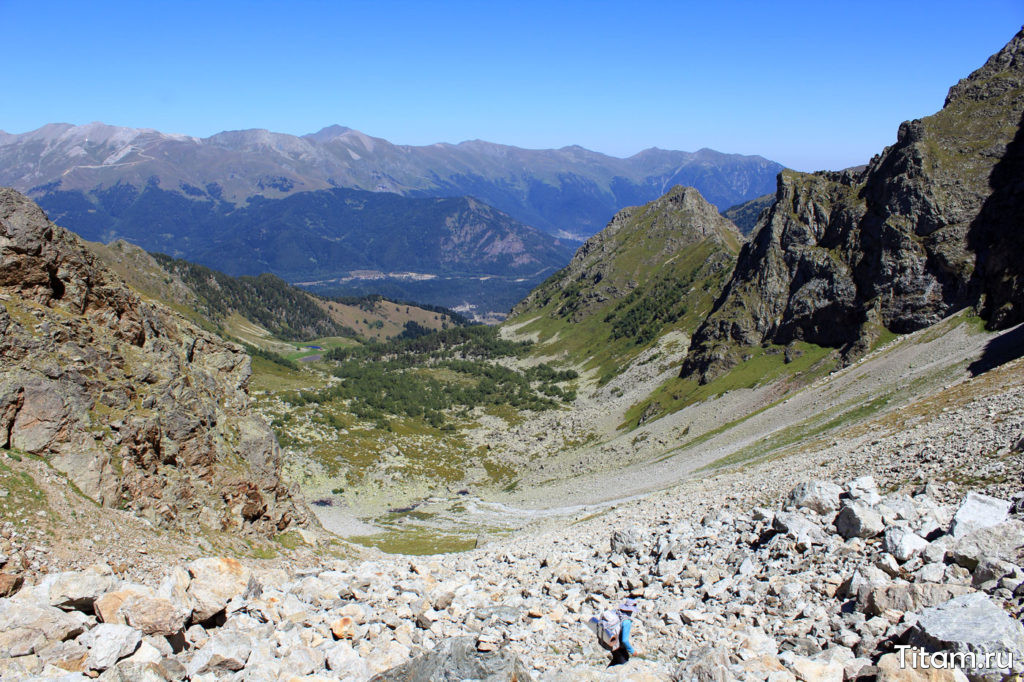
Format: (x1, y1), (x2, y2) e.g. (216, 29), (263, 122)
(588, 598), (638, 667)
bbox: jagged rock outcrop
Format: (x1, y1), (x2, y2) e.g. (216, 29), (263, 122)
(681, 28), (1024, 383)
(0, 187), (307, 535)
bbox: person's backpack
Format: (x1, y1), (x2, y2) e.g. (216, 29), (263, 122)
(595, 609), (622, 651)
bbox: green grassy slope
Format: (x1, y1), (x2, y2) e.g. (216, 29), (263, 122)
(506, 186), (742, 380)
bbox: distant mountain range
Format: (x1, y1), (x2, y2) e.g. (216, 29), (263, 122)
(0, 122), (782, 240)
(37, 185), (573, 316)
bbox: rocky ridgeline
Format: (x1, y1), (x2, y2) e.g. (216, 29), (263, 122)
(0, 188), (308, 537)
(682, 27), (1024, 383)
(1, 475), (1021, 681)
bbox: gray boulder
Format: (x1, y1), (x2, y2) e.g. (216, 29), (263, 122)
(835, 502), (884, 539)
(79, 623), (142, 671)
(972, 557), (1021, 588)
(950, 492), (1011, 538)
(610, 527), (642, 555)
(882, 526), (930, 562)
(773, 511), (828, 549)
(186, 631), (252, 676)
(950, 520), (1024, 570)
(843, 566), (891, 603)
(369, 636), (533, 682)
(865, 583), (975, 617)
(0, 599), (90, 657)
(788, 480), (843, 514)
(671, 645), (736, 682)
(846, 476), (882, 506)
(48, 569), (119, 611)
(908, 592), (1024, 682)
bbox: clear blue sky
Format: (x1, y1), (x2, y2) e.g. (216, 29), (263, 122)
(2, 0), (1021, 170)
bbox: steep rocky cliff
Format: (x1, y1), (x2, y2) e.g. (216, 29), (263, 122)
(0, 188), (307, 535)
(681, 28), (1024, 383)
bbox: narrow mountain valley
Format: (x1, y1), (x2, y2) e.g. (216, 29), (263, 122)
(0, 23), (1023, 682)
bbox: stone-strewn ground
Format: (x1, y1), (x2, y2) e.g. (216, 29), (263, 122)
(0, 351), (1021, 680)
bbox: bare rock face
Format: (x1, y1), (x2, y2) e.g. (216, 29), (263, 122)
(0, 187), (307, 536)
(681, 28), (1024, 383)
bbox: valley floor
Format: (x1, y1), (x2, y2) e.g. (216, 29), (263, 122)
(2, 316), (1022, 680)
(302, 313), (1015, 550)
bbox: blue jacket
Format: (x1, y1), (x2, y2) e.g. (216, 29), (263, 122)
(620, 618), (634, 654)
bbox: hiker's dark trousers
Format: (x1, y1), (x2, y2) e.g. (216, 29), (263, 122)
(610, 646), (630, 666)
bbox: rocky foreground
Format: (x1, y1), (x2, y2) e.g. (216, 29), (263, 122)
(2, 479), (1021, 681)
(1, 356), (1022, 681)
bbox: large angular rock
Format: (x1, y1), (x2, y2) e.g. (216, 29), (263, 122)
(610, 527), (642, 555)
(972, 557), (1020, 588)
(79, 623), (142, 671)
(326, 641), (370, 677)
(908, 592), (1024, 682)
(773, 511), (828, 549)
(843, 566), (891, 603)
(949, 520), (1024, 570)
(37, 639), (89, 672)
(48, 569), (119, 611)
(865, 583), (975, 618)
(788, 480), (843, 514)
(369, 636), (533, 681)
(847, 477), (882, 506)
(950, 493), (1011, 539)
(186, 557), (257, 622)
(119, 597), (188, 637)
(186, 631), (252, 675)
(97, 660), (174, 681)
(94, 586), (153, 624)
(0, 599), (90, 657)
(835, 502), (884, 539)
(883, 527), (930, 563)
(671, 645), (735, 682)
(0, 572), (23, 597)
